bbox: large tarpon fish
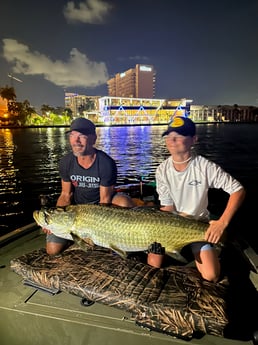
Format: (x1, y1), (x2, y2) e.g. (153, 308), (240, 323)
(33, 204), (209, 257)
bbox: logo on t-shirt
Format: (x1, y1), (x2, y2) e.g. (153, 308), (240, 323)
(188, 180), (201, 186)
(70, 175), (100, 188)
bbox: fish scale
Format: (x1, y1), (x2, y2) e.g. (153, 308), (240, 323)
(33, 204), (208, 254)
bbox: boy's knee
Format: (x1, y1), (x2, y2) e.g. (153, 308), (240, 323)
(200, 271), (220, 283)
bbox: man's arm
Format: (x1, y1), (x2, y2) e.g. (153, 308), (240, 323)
(99, 185), (114, 204)
(56, 180), (73, 206)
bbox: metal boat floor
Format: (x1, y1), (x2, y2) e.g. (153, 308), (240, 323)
(1, 228), (257, 345)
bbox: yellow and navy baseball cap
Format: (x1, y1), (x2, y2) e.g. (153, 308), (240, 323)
(162, 116), (196, 137)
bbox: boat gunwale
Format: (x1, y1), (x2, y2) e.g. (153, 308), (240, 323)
(0, 222), (38, 248)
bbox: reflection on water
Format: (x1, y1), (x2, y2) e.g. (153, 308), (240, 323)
(97, 126), (169, 182)
(0, 124), (258, 248)
(0, 129), (20, 232)
(0, 127), (68, 233)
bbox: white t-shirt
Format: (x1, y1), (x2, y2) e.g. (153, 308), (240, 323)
(155, 155), (243, 221)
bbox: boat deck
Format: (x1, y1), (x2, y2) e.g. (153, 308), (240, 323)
(0, 225), (258, 345)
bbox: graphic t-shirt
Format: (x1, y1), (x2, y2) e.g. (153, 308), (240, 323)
(59, 149), (117, 204)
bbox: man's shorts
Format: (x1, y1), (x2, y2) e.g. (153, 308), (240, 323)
(46, 233), (71, 244)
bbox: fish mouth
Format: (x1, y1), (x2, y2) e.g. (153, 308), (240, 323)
(33, 210), (41, 225)
(33, 209), (48, 227)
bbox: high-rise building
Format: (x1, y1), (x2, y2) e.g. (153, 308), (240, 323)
(107, 64), (156, 98)
(65, 93), (100, 116)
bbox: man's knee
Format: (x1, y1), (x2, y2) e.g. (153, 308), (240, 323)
(112, 193), (135, 208)
(46, 241), (71, 255)
(46, 242), (67, 255)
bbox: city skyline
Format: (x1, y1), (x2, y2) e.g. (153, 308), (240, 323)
(1, 0), (258, 111)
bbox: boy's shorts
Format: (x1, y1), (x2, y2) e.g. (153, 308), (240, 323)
(189, 241), (214, 254)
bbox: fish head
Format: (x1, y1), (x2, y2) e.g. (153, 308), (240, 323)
(33, 206), (75, 233)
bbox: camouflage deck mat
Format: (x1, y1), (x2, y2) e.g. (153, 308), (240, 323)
(10, 245), (231, 340)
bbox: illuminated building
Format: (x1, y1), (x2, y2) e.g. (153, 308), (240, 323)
(107, 64), (156, 99)
(98, 97), (192, 125)
(64, 93), (258, 124)
(64, 93), (191, 125)
(65, 93), (101, 117)
(65, 64), (192, 124)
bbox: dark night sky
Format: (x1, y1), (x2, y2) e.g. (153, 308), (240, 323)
(0, 0), (258, 110)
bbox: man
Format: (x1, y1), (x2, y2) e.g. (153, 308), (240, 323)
(44, 117), (134, 255)
(156, 116), (246, 282)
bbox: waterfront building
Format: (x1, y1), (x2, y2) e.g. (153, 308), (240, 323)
(107, 64), (156, 99)
(65, 92), (192, 125)
(190, 105), (220, 122)
(64, 94), (257, 125)
(190, 104), (257, 122)
(97, 96), (191, 125)
(216, 104), (257, 122)
(65, 93), (101, 117)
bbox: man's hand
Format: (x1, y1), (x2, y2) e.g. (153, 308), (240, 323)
(41, 228), (52, 235)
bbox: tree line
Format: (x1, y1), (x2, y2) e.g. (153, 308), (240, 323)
(0, 85), (73, 126)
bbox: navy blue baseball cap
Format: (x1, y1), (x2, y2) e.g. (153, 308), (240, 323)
(66, 118), (96, 135)
(162, 116), (196, 137)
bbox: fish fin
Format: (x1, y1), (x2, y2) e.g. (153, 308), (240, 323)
(70, 233), (95, 251)
(166, 251), (188, 264)
(110, 244), (127, 258)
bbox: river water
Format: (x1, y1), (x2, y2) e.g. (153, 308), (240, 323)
(0, 123), (258, 250)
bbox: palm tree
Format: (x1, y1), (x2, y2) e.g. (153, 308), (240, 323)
(0, 85), (16, 103)
(19, 100), (36, 125)
(41, 104), (55, 115)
